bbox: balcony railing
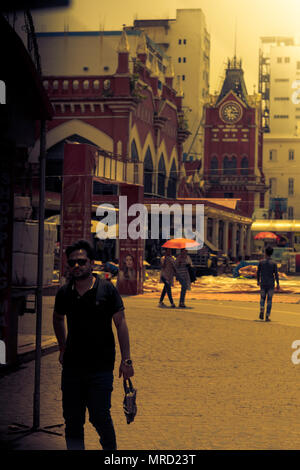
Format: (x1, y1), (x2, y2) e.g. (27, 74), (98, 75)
(206, 174), (263, 186)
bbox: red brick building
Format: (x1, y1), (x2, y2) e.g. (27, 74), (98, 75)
(29, 29), (190, 208)
(202, 58), (268, 217)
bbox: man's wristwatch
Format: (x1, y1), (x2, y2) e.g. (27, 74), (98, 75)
(122, 359), (133, 367)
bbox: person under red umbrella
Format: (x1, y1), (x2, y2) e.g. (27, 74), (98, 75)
(175, 249), (193, 308)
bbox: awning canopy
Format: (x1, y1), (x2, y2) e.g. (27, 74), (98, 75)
(251, 220), (300, 232)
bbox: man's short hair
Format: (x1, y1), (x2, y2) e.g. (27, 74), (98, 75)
(66, 239), (95, 260)
(265, 246), (273, 257)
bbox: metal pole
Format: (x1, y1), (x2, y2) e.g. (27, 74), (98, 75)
(33, 119), (46, 430)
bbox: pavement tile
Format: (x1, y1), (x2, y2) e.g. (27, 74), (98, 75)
(1, 295), (300, 450)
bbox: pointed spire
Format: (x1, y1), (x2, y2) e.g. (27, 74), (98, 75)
(136, 30), (147, 55)
(117, 27), (130, 53)
(165, 60), (175, 89)
(176, 75), (184, 97)
(116, 26), (130, 74)
(151, 55), (160, 77)
(165, 59), (175, 78)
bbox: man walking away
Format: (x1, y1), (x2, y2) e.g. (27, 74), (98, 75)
(53, 239), (134, 450)
(257, 246), (280, 322)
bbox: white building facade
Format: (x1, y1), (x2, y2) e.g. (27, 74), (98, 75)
(131, 9), (210, 162)
(258, 37), (300, 221)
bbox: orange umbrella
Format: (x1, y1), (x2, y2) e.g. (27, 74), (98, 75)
(254, 232), (279, 240)
(162, 238), (200, 249)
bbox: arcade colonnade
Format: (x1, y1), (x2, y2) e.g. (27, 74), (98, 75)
(204, 213), (252, 259)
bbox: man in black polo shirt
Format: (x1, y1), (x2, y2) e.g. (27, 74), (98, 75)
(257, 245), (280, 322)
(53, 239), (134, 450)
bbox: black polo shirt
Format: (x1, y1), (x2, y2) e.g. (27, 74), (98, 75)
(54, 275), (124, 372)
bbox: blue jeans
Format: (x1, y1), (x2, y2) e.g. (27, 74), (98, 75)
(61, 368), (116, 450)
(260, 287), (274, 317)
(160, 276), (174, 305)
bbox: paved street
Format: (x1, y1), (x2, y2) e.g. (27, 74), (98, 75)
(1, 294), (300, 450)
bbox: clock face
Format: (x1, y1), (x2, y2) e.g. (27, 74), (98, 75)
(220, 101), (242, 123)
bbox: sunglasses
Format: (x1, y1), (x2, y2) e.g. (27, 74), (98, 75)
(67, 258), (88, 268)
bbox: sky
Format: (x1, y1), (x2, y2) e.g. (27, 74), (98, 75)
(32, 0), (300, 93)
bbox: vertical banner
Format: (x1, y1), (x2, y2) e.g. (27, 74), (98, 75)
(0, 145), (14, 365)
(60, 143), (97, 277)
(117, 184), (144, 295)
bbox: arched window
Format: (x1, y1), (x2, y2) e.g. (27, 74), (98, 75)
(131, 140), (139, 184)
(230, 156), (237, 175)
(223, 155), (237, 175)
(167, 160), (177, 198)
(223, 156), (230, 175)
(241, 156), (249, 175)
(158, 154), (166, 197)
(144, 147), (153, 195)
(210, 156), (218, 177)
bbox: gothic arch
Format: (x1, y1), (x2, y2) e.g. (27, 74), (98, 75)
(167, 159), (178, 198)
(157, 153), (166, 197)
(28, 119), (114, 163)
(144, 146), (154, 195)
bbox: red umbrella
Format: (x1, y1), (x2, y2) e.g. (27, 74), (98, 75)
(254, 232), (279, 240)
(162, 238), (200, 249)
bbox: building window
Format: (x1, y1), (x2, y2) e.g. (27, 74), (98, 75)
(274, 97), (289, 101)
(277, 57), (282, 63)
(183, 39), (186, 44)
(178, 57), (181, 63)
(210, 156), (218, 177)
(167, 161), (177, 198)
(285, 57), (290, 63)
(275, 78), (289, 82)
(178, 39), (182, 44)
(183, 57), (186, 63)
(274, 115), (289, 119)
(269, 149), (277, 161)
(289, 149), (295, 160)
(158, 154), (166, 197)
(297, 61), (300, 70)
(131, 140), (139, 185)
(288, 207), (294, 219)
(269, 178), (277, 195)
(182, 75), (185, 81)
(241, 156), (249, 175)
(288, 178), (294, 196)
(144, 147), (153, 195)
(223, 156), (237, 175)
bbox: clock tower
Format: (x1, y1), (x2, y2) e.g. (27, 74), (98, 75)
(203, 57), (267, 217)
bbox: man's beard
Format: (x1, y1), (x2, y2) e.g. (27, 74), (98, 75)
(71, 269), (92, 281)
